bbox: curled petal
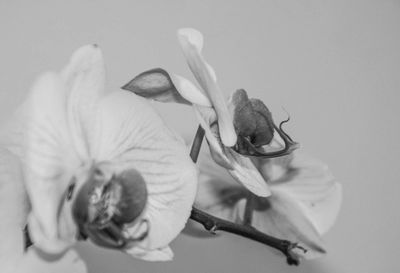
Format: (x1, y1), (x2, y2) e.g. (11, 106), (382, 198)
(91, 91), (198, 258)
(122, 68), (211, 107)
(177, 28), (237, 147)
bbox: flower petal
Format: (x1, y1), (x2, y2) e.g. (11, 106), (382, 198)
(177, 28), (237, 147)
(265, 153), (342, 235)
(170, 74), (211, 106)
(195, 148), (248, 220)
(193, 105), (232, 169)
(61, 44), (106, 159)
(122, 68), (211, 107)
(195, 136), (270, 198)
(0, 148), (28, 272)
(125, 245), (174, 261)
(23, 72), (80, 253)
(17, 45), (108, 253)
(15, 247), (87, 273)
(91, 91), (198, 258)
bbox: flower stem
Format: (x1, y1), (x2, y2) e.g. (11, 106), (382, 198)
(243, 192), (255, 226)
(189, 125), (302, 266)
(190, 207), (301, 265)
(189, 125), (205, 163)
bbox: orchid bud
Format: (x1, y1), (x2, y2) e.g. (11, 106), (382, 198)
(72, 165), (147, 248)
(231, 89), (274, 147)
(249, 98), (274, 147)
(230, 89), (298, 158)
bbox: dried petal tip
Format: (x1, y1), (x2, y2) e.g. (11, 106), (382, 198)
(122, 68), (190, 105)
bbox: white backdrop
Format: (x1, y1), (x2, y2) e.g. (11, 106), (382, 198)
(1, 1), (399, 272)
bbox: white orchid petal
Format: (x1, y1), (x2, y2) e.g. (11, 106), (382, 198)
(61, 44), (106, 159)
(195, 137), (270, 198)
(92, 91), (197, 253)
(0, 149), (28, 272)
(195, 148), (247, 220)
(23, 72), (79, 253)
(170, 74), (212, 106)
(193, 105), (232, 169)
(268, 153), (342, 234)
(178, 28), (204, 52)
(177, 28), (236, 147)
(125, 245), (173, 261)
(236, 189), (326, 259)
(224, 149), (270, 197)
(16, 248), (87, 273)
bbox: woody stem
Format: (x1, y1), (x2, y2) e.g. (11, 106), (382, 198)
(188, 125), (302, 266)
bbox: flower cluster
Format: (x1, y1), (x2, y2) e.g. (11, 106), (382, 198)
(125, 28), (342, 262)
(0, 28), (341, 272)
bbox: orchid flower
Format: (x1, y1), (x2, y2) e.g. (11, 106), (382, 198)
(0, 44), (198, 270)
(0, 147), (86, 273)
(123, 27), (342, 262)
(123, 28), (297, 198)
(195, 147), (342, 260)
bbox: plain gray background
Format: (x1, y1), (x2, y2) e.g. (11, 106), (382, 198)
(1, 0), (399, 272)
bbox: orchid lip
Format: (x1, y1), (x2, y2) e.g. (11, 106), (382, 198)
(72, 164), (148, 248)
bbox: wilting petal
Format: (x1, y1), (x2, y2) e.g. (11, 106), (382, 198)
(265, 153), (342, 235)
(91, 91), (198, 259)
(0, 149), (29, 272)
(122, 68), (211, 107)
(177, 28), (237, 147)
(15, 248), (87, 273)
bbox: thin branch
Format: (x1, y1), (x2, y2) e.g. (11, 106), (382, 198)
(190, 207), (302, 265)
(188, 125), (303, 266)
(189, 125), (205, 162)
(242, 192), (255, 226)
